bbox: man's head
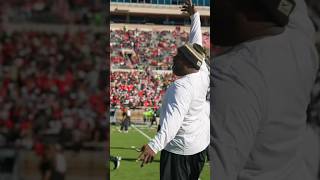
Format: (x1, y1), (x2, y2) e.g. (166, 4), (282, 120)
(172, 53), (194, 76)
(172, 43), (206, 76)
(213, 0), (295, 46)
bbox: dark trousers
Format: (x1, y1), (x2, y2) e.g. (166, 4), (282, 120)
(151, 117), (157, 126)
(160, 149), (207, 180)
(120, 119), (129, 131)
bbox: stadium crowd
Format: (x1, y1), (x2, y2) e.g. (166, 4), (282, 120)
(0, 0), (106, 25)
(110, 27), (210, 70)
(0, 29), (107, 152)
(110, 70), (175, 110)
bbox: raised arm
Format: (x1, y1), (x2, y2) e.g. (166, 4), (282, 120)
(181, 0), (203, 46)
(189, 12), (202, 45)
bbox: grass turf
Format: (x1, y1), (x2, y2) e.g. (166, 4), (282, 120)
(110, 125), (210, 180)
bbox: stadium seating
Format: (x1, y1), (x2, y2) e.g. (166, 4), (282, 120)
(110, 0), (210, 6)
(2, 0), (106, 25)
(110, 28), (210, 70)
(110, 70), (175, 109)
(0, 30), (107, 150)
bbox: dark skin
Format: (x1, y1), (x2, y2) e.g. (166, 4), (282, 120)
(137, 0), (198, 167)
(213, 0), (285, 47)
(172, 52), (198, 77)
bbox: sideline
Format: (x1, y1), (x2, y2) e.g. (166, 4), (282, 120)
(131, 124), (152, 140)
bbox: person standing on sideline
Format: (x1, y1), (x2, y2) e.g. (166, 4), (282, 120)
(52, 144), (66, 180)
(210, 0), (319, 179)
(126, 108), (131, 126)
(138, 1), (210, 180)
(120, 113), (130, 133)
(150, 109), (157, 127)
(39, 144), (67, 180)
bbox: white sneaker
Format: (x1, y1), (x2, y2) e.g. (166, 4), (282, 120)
(114, 156), (121, 169)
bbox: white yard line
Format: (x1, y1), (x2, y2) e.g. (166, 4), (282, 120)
(131, 124), (152, 140)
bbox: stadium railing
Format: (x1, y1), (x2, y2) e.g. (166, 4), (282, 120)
(111, 68), (172, 74)
(110, 2), (210, 16)
(111, 2), (209, 9)
(110, 23), (210, 32)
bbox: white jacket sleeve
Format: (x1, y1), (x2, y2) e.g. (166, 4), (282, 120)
(189, 12), (202, 46)
(148, 81), (192, 154)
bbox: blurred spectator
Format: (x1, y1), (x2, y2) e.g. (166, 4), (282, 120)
(39, 144), (66, 180)
(0, 29), (107, 150)
(2, 0), (106, 25)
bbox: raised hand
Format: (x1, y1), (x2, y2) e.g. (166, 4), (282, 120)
(180, 0), (196, 16)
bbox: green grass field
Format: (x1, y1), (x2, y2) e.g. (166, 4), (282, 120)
(110, 124), (210, 180)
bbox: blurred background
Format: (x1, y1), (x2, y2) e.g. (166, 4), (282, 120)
(0, 1), (107, 180)
(306, 0), (320, 128)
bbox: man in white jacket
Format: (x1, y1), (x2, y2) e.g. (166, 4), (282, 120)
(137, 0), (210, 180)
